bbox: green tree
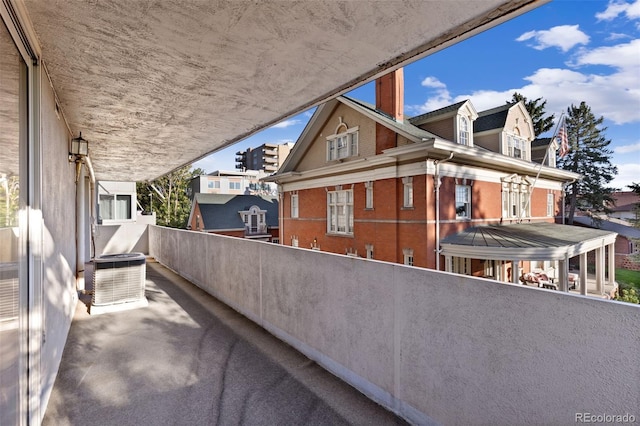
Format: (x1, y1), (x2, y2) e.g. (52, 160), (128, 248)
(558, 102), (617, 224)
(508, 92), (555, 137)
(137, 166), (204, 228)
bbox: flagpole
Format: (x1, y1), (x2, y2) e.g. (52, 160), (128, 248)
(518, 113), (565, 223)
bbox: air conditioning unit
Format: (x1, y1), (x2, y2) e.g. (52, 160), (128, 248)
(91, 253), (148, 315)
(0, 262), (18, 329)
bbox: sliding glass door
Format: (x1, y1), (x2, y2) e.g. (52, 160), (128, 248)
(0, 16), (27, 426)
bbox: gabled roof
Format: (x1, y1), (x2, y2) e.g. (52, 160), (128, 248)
(474, 103), (513, 133)
(572, 216), (640, 239)
(342, 96), (438, 141)
(191, 194), (278, 231)
(276, 95), (441, 174)
(270, 96), (579, 184)
(408, 100), (468, 124)
(532, 137), (552, 148)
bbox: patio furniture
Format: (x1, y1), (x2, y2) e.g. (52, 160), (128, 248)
(520, 272), (551, 288)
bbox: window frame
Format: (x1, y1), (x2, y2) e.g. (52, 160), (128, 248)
(403, 248), (414, 266)
(99, 193), (133, 222)
(327, 189), (354, 235)
(365, 181), (373, 210)
(291, 193), (299, 218)
(326, 126), (359, 161)
(459, 116), (469, 146)
(455, 184), (471, 219)
(506, 134), (528, 160)
(402, 177), (413, 208)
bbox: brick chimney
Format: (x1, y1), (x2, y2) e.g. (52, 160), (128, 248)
(375, 68), (404, 153)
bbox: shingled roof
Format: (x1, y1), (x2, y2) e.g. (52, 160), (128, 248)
(408, 100), (468, 125)
(474, 103), (514, 133)
(193, 194), (278, 231)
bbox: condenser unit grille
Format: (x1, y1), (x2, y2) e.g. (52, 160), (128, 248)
(0, 262), (19, 324)
(93, 253), (146, 306)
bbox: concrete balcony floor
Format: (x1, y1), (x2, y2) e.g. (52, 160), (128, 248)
(43, 259), (407, 425)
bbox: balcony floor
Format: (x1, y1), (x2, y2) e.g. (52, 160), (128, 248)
(43, 259), (406, 425)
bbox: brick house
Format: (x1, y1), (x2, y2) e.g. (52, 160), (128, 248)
(187, 193), (279, 242)
(266, 69), (618, 291)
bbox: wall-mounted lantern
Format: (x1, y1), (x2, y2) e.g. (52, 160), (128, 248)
(70, 132), (89, 156)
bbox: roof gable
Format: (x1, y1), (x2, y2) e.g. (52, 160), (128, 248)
(277, 95), (440, 174)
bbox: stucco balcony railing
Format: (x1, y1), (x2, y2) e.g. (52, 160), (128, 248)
(144, 225), (639, 425)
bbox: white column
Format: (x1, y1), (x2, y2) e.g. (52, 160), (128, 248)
(580, 252), (588, 296)
(444, 255), (452, 273)
(512, 261), (520, 284)
(559, 256), (568, 292)
(608, 243), (616, 288)
(596, 246), (605, 295)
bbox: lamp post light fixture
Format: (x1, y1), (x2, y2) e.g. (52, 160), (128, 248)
(70, 132), (89, 156)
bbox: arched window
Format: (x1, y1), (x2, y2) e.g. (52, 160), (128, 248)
(459, 116), (469, 146)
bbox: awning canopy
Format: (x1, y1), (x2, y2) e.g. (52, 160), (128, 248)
(440, 223), (617, 261)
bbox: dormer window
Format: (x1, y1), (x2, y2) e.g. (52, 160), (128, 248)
(459, 116), (469, 146)
(506, 134), (528, 160)
(239, 205), (267, 235)
(327, 121), (358, 161)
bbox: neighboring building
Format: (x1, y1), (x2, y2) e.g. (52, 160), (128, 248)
(235, 142), (294, 173)
(189, 170), (277, 199)
(97, 181), (137, 224)
(573, 215), (640, 271)
(267, 69), (617, 291)
(187, 193), (279, 242)
(607, 191), (640, 222)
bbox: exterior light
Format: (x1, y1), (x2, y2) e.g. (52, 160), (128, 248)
(70, 132), (89, 156)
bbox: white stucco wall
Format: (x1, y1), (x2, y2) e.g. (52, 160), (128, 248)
(40, 69), (80, 416)
(149, 226), (640, 425)
(94, 224), (150, 256)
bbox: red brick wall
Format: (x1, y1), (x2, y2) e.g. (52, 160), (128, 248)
(282, 173), (562, 270)
(189, 203), (203, 231)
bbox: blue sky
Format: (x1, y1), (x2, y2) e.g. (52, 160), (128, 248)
(193, 0), (640, 190)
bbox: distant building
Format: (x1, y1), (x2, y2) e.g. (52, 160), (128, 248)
(235, 142), (294, 173)
(97, 181), (137, 224)
(187, 193), (279, 242)
(607, 191), (640, 222)
(189, 170), (277, 199)
(573, 215), (640, 271)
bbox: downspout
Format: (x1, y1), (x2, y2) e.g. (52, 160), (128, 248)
(83, 155), (96, 259)
(74, 160), (84, 290)
(75, 154), (96, 291)
(434, 152), (454, 271)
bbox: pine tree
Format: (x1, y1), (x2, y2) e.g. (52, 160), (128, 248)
(137, 166), (205, 228)
(557, 102), (618, 224)
(509, 92), (555, 137)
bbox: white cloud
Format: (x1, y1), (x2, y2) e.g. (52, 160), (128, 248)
(271, 119), (300, 129)
(516, 25), (589, 52)
(408, 76), (453, 114)
(610, 162), (640, 189)
(596, 0), (640, 21)
(421, 76), (447, 89)
(615, 141), (640, 153)
(606, 32), (631, 41)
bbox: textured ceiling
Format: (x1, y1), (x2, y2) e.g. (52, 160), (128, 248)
(20, 0), (546, 181)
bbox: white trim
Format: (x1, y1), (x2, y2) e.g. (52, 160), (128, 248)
(277, 159), (565, 193)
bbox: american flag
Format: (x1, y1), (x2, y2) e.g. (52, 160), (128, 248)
(557, 119), (569, 158)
